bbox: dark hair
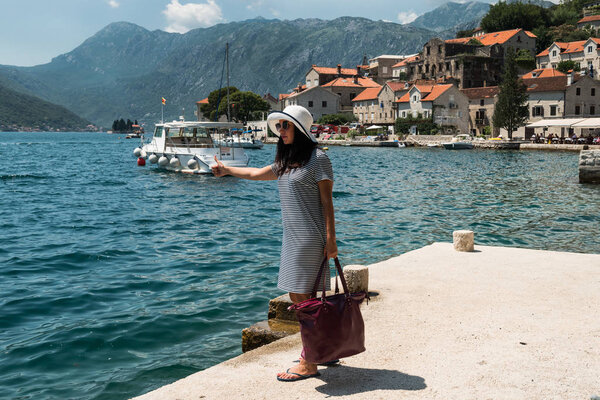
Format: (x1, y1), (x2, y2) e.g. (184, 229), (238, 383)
(273, 125), (317, 176)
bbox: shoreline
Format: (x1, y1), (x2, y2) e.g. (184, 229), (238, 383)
(264, 136), (600, 151)
(132, 243), (600, 400)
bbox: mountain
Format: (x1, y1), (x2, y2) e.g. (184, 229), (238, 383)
(0, 82), (92, 131)
(409, 1), (491, 32)
(506, 0), (556, 8)
(0, 8), (484, 128)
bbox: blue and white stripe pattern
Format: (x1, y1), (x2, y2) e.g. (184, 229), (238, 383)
(271, 148), (334, 293)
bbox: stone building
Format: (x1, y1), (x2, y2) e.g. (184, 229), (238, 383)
(391, 55), (419, 79)
(396, 83), (470, 134)
(460, 86), (500, 136)
(321, 76), (380, 113)
(536, 38), (600, 75)
(365, 55), (406, 84)
(378, 81), (411, 125)
(304, 65), (366, 88)
(407, 29), (537, 89)
(282, 86), (340, 121)
(352, 87), (383, 126)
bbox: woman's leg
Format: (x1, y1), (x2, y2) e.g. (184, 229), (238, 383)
(276, 292), (319, 380)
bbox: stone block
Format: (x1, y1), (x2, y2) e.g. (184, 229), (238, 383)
(267, 293), (296, 322)
(453, 230), (474, 252)
(579, 150), (600, 184)
(343, 265), (369, 293)
(241, 319), (300, 352)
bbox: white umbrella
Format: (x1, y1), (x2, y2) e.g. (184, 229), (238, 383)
(366, 125), (384, 130)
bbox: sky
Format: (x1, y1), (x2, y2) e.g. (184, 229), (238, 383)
(0, 0), (495, 67)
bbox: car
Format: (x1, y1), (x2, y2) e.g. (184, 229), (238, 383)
(593, 136), (600, 144)
(321, 126), (331, 134)
(310, 125), (323, 135)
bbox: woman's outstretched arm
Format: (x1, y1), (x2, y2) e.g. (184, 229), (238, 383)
(212, 155), (277, 180)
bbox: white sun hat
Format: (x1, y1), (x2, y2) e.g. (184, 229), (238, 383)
(267, 105), (316, 143)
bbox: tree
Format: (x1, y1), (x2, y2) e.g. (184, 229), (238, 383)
(556, 59), (580, 73)
(218, 91), (270, 123)
(480, 1), (549, 32)
(316, 113), (357, 125)
(492, 48), (529, 140)
(200, 86), (240, 121)
(514, 49), (536, 71)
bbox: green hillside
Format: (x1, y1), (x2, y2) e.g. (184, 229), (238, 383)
(0, 83), (92, 131)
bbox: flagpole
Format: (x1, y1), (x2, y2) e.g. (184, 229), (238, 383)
(161, 103), (164, 123)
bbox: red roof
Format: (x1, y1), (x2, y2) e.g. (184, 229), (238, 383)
(522, 76), (568, 92)
(311, 65), (357, 75)
(278, 93), (290, 101)
(386, 81), (410, 92)
(397, 84), (453, 103)
(322, 77), (380, 88)
(352, 87), (382, 102)
(521, 68), (566, 79)
(578, 15), (600, 24)
(446, 28), (536, 46)
(460, 86), (500, 99)
(537, 39), (600, 57)
(196, 97), (209, 104)
(392, 55), (420, 68)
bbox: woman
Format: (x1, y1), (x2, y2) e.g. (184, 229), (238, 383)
(212, 105), (337, 382)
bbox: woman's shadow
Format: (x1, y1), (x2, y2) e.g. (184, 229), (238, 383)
(314, 365), (426, 396)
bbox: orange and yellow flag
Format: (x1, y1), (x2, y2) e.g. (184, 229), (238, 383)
(161, 97), (166, 105)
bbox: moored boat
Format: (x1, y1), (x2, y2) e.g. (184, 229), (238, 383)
(134, 121), (249, 174)
(442, 134), (474, 150)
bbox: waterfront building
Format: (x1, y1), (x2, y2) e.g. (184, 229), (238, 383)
(196, 97), (210, 121)
(352, 87), (383, 126)
(536, 38), (600, 75)
(304, 64), (366, 88)
(321, 76), (380, 113)
(281, 86), (340, 121)
(378, 81), (412, 125)
(396, 83), (469, 134)
(503, 73), (600, 138)
(461, 86), (500, 137)
(407, 29), (536, 89)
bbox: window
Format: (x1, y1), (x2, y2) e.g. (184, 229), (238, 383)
(382, 66), (387, 73)
(576, 88), (581, 96)
(438, 45), (442, 53)
(426, 46), (430, 55)
(517, 35), (521, 43)
(402, 111), (406, 118)
(480, 99), (484, 106)
(550, 105), (557, 116)
(350, 92), (356, 100)
(371, 112), (374, 120)
(588, 46), (593, 53)
(552, 50), (557, 57)
(532, 106), (544, 116)
(413, 95), (418, 102)
(591, 106), (596, 115)
(308, 101), (313, 107)
(592, 88), (596, 96)
(575, 105), (581, 115)
(322, 101), (327, 108)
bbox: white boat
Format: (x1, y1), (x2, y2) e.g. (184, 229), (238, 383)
(134, 120), (249, 174)
(217, 135), (264, 149)
(442, 134), (474, 150)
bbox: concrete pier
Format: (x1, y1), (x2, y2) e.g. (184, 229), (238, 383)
(133, 243), (600, 400)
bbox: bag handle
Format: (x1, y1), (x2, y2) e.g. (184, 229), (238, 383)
(310, 256), (350, 300)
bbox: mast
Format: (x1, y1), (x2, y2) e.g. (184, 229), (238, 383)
(226, 42), (231, 123)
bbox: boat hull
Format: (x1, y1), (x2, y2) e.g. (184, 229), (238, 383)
(442, 142), (474, 150)
(141, 144), (249, 174)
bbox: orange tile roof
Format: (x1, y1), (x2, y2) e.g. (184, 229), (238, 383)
(460, 86), (500, 99)
(392, 55), (420, 68)
(578, 15), (600, 23)
(352, 87), (382, 102)
(386, 81), (410, 92)
(521, 68), (566, 79)
(311, 66), (357, 75)
(322, 77), (380, 88)
(536, 39), (600, 57)
(397, 84), (453, 103)
(279, 93), (290, 101)
(446, 28), (536, 46)
(196, 97), (209, 104)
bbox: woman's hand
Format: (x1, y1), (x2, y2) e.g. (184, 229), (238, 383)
(212, 155), (228, 177)
(325, 238), (338, 259)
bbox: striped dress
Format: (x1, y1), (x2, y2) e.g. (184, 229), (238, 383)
(271, 148), (334, 293)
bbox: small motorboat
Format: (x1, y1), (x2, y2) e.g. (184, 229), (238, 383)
(442, 134), (474, 150)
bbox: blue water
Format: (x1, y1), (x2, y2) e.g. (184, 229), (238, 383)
(1, 132), (599, 399)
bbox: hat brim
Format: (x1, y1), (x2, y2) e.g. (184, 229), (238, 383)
(267, 111), (317, 143)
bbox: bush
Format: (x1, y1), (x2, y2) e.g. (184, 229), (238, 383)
(316, 113), (357, 125)
(395, 115), (439, 135)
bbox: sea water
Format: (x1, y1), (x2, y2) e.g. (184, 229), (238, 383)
(1, 132), (599, 399)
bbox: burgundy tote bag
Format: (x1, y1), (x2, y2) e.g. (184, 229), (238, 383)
(288, 257), (368, 364)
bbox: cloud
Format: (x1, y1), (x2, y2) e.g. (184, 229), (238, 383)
(397, 11), (418, 24)
(163, 0), (224, 33)
(108, 0), (119, 8)
(269, 8), (280, 17)
(246, 0), (264, 10)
